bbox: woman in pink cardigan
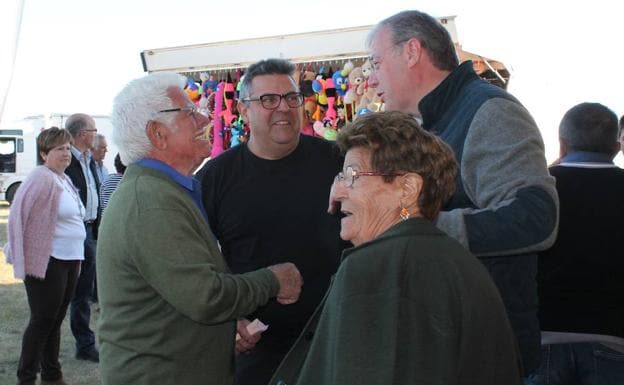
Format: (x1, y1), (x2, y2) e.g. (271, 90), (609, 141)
(5, 127), (86, 385)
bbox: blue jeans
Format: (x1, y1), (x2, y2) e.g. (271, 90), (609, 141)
(70, 223), (97, 354)
(526, 342), (624, 385)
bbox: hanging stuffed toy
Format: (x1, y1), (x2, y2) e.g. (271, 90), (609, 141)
(324, 77), (337, 127)
(313, 120), (338, 141)
(210, 81), (226, 158)
(221, 74), (236, 126)
(185, 78), (201, 104)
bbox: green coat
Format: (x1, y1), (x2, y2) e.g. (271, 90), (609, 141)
(97, 164), (279, 385)
(271, 218), (522, 385)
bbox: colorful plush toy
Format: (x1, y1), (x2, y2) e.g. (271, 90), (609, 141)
(343, 65), (365, 105)
(356, 59), (383, 115)
(210, 82), (226, 158)
(200, 72), (218, 96)
(323, 78), (338, 127)
(185, 78), (201, 103)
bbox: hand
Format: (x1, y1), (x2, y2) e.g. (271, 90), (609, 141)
(235, 318), (261, 354)
(327, 180), (339, 215)
(268, 263), (303, 305)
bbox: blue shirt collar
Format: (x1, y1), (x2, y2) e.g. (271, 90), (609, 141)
(560, 151), (614, 164)
(136, 158), (195, 191)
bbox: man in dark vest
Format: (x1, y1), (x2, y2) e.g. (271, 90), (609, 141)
(537, 102), (624, 383)
(64, 113), (101, 362)
(330, 10), (559, 377)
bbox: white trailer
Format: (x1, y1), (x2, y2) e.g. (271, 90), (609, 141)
(0, 114), (115, 203)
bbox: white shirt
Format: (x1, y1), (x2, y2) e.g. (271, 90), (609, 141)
(51, 175), (86, 260)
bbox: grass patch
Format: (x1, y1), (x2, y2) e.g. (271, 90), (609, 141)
(0, 202), (101, 384)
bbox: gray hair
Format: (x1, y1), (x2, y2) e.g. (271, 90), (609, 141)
(559, 102), (619, 154)
(239, 58), (297, 101)
(93, 133), (106, 147)
(368, 10), (459, 71)
(111, 72), (186, 165)
(65, 113), (93, 138)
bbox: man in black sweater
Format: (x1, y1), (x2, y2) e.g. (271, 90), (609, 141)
(536, 102), (624, 384)
(197, 59), (347, 385)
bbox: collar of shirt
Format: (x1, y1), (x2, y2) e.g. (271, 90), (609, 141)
(137, 158), (194, 190)
(71, 145), (91, 161)
(560, 151), (614, 165)
(136, 158), (208, 221)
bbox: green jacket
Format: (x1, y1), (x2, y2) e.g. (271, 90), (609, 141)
(97, 164), (279, 385)
(271, 218), (522, 385)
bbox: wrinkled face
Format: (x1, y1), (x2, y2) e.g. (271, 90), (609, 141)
(43, 142), (72, 174)
(330, 147), (402, 246)
(239, 74), (302, 156)
(164, 87), (212, 170)
(78, 118), (98, 149)
(367, 26), (411, 113)
(93, 137), (108, 162)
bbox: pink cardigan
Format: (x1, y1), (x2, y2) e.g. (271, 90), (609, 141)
(4, 166), (63, 279)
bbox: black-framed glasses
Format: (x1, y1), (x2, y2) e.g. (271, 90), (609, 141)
(335, 166), (404, 188)
(241, 92), (304, 110)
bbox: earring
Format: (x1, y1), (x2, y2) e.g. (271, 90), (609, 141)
(400, 207), (410, 221)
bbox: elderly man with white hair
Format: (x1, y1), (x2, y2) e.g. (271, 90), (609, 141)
(96, 72), (303, 385)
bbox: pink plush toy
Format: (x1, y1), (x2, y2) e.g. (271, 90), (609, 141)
(210, 82), (226, 158)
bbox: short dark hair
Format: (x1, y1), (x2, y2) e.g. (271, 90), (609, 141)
(239, 58), (297, 101)
(559, 102), (619, 154)
(370, 10), (459, 71)
(37, 127), (73, 165)
(114, 153), (127, 174)
(337, 111), (457, 220)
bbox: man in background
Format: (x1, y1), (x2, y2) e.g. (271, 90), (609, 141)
(91, 133), (109, 182)
(64, 113), (101, 363)
(536, 102), (624, 384)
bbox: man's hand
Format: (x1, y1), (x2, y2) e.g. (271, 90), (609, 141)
(268, 263), (303, 305)
(235, 318), (262, 354)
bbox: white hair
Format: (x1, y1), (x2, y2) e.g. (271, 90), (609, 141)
(111, 72), (186, 165)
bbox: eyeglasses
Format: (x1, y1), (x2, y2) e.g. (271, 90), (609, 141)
(241, 92), (304, 110)
(368, 39), (409, 72)
(158, 105), (208, 118)
(335, 166), (404, 188)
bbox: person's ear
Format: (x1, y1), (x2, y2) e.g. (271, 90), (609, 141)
(401, 172), (423, 207)
(238, 102), (249, 123)
(404, 38), (423, 67)
(146, 120), (167, 150)
(558, 138), (567, 159)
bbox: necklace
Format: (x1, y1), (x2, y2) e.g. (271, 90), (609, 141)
(57, 174), (85, 219)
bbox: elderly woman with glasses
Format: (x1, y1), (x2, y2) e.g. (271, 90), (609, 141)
(271, 111), (523, 385)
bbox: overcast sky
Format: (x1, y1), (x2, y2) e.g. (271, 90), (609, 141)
(1, 0), (623, 164)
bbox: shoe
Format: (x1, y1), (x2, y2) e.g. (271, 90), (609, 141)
(40, 379), (69, 385)
(75, 348), (99, 363)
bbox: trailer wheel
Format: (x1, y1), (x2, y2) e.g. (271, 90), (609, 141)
(6, 182), (21, 205)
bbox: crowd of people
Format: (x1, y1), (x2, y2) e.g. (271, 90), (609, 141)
(4, 8), (623, 385)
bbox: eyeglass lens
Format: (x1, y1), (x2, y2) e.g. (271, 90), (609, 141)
(260, 93), (303, 109)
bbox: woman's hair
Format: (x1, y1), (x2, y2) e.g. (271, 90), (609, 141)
(337, 111), (457, 220)
(36, 127), (73, 165)
(113, 153), (126, 174)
